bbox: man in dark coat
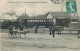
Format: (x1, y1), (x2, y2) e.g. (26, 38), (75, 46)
(35, 25), (38, 34)
(49, 26), (52, 35)
(52, 27), (55, 37)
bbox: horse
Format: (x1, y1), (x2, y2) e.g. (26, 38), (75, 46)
(17, 30), (29, 38)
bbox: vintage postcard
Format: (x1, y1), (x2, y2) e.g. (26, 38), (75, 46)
(0, 0), (80, 51)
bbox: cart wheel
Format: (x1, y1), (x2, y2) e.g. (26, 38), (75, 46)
(8, 34), (14, 38)
(14, 33), (18, 38)
(18, 34), (21, 38)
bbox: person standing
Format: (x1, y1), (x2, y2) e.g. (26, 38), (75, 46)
(52, 27), (55, 37)
(49, 26), (52, 35)
(35, 25), (38, 34)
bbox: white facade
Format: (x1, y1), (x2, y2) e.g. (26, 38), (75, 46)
(47, 14), (56, 25)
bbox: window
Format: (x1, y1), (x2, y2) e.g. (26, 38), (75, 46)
(35, 20), (39, 22)
(43, 20), (45, 22)
(40, 20), (42, 22)
(32, 20), (34, 22)
(31, 20), (33, 22)
(42, 20), (43, 22)
(28, 20), (31, 22)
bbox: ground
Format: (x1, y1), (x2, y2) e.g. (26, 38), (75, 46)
(0, 28), (80, 51)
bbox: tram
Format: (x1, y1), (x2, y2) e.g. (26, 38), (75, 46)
(22, 18), (54, 27)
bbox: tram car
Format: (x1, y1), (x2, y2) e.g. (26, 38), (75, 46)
(22, 18), (54, 27)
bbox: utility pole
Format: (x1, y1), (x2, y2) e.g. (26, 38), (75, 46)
(25, 8), (26, 17)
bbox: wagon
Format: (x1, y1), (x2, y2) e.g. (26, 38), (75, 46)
(69, 22), (80, 38)
(69, 22), (80, 34)
(8, 30), (29, 38)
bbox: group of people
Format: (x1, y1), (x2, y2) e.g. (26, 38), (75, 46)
(34, 25), (56, 37)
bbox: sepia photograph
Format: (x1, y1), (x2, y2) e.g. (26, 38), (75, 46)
(0, 0), (80, 51)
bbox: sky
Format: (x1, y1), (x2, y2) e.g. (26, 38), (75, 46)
(0, 0), (80, 17)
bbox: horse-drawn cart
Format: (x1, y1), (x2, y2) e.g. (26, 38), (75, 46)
(8, 30), (29, 38)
